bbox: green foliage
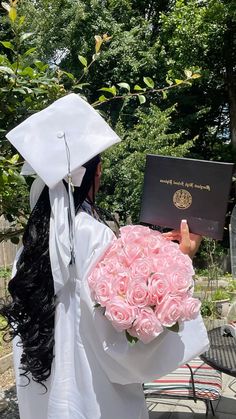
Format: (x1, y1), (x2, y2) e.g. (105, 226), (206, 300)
(125, 330), (138, 344)
(0, 266), (11, 279)
(98, 104), (193, 222)
(196, 237), (226, 279)
(227, 280), (236, 293)
(160, 0), (236, 157)
(212, 288), (230, 301)
(0, 3), (69, 228)
(200, 299), (214, 317)
(0, 1), (200, 234)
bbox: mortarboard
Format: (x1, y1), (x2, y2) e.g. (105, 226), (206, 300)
(6, 93), (120, 188)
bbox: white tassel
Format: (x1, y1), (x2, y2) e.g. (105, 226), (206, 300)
(67, 173), (76, 265)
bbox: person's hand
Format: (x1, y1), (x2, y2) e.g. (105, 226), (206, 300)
(162, 220), (202, 259)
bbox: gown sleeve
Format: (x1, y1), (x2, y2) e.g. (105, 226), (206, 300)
(75, 212), (210, 385)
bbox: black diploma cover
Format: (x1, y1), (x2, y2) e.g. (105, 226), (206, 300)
(140, 155), (234, 239)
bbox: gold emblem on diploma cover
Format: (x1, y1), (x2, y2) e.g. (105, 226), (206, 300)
(173, 189), (192, 209)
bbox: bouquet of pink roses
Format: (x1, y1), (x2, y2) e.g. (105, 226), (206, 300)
(88, 225), (201, 344)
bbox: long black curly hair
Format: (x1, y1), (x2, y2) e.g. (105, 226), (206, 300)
(0, 155), (101, 386)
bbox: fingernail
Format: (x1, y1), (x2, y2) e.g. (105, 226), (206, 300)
(181, 219), (187, 223)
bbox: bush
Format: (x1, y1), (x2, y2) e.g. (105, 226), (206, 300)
(212, 288), (230, 301)
(200, 299), (214, 317)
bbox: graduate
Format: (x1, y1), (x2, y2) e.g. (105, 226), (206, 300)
(0, 94), (209, 419)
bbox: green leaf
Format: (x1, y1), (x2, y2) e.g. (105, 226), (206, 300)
(9, 6), (17, 22)
(61, 71), (75, 80)
(72, 83), (90, 90)
(184, 69), (192, 78)
(134, 85), (144, 91)
(24, 47), (37, 56)
(99, 86), (117, 96)
(12, 87), (27, 94)
(192, 73), (201, 79)
(143, 77), (154, 89)
(138, 94), (146, 104)
(78, 55), (88, 67)
(162, 90), (167, 99)
(95, 35), (103, 53)
(2, 171), (8, 182)
(20, 33), (33, 43)
(20, 86), (32, 94)
(125, 331), (138, 345)
(98, 95), (107, 102)
(175, 79), (183, 85)
(21, 67), (34, 77)
(31, 87), (45, 95)
(94, 303), (101, 308)
(7, 154), (19, 164)
(166, 77), (173, 86)
(0, 41), (14, 51)
(0, 66), (15, 75)
(34, 60), (48, 71)
(167, 322), (179, 333)
(19, 16), (26, 26)
(117, 82), (130, 92)
(183, 81), (192, 86)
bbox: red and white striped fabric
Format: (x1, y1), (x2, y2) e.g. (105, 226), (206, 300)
(143, 357), (222, 401)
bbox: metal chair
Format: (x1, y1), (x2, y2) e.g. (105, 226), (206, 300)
(143, 357), (222, 416)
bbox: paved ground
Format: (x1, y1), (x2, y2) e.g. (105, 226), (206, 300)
(0, 370), (235, 418)
(0, 387), (19, 419)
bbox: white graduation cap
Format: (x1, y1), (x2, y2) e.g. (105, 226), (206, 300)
(6, 93), (121, 293)
(6, 93), (120, 188)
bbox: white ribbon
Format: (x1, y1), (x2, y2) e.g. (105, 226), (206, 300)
(49, 182), (74, 295)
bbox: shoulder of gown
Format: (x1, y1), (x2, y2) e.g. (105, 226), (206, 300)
(75, 211), (115, 280)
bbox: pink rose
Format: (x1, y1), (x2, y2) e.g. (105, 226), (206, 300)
(94, 279), (114, 307)
(148, 273), (169, 305)
(177, 254), (195, 276)
(151, 255), (172, 273)
(156, 295), (183, 327)
(88, 266), (106, 300)
(88, 266), (102, 291)
(168, 270), (193, 295)
(101, 259), (123, 276)
(159, 240), (180, 257)
(105, 239), (123, 259)
(144, 232), (163, 255)
(105, 297), (137, 331)
(127, 280), (150, 307)
(131, 258), (152, 279)
(120, 225), (151, 245)
(182, 297), (201, 321)
(129, 307), (163, 343)
(113, 273), (130, 296)
(122, 242), (144, 266)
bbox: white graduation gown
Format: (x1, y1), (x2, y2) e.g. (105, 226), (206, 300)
(13, 212), (209, 419)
